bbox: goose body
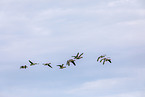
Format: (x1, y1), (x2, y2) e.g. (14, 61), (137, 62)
(20, 65), (28, 69)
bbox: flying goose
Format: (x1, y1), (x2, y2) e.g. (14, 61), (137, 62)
(66, 59), (76, 66)
(72, 52), (83, 59)
(20, 65), (28, 69)
(57, 64), (66, 69)
(29, 60), (38, 66)
(43, 63), (52, 68)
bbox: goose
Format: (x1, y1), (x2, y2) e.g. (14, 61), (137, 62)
(72, 52), (83, 59)
(57, 64), (66, 69)
(66, 59), (76, 66)
(29, 60), (38, 66)
(43, 63), (52, 68)
(20, 65), (28, 69)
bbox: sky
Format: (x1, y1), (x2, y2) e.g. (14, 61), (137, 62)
(0, 0), (145, 97)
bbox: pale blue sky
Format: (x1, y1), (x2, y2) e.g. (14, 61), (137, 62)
(0, 0), (145, 97)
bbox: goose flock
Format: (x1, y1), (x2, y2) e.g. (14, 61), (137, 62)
(20, 53), (111, 69)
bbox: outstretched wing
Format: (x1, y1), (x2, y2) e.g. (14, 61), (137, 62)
(48, 64), (52, 68)
(29, 60), (33, 64)
(71, 61), (76, 66)
(100, 58), (104, 62)
(97, 56), (101, 61)
(25, 65), (28, 68)
(61, 64), (64, 66)
(76, 52), (79, 57)
(79, 53), (83, 57)
(107, 59), (112, 63)
(61, 64), (66, 69)
(103, 59), (106, 65)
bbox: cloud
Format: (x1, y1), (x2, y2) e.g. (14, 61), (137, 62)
(68, 77), (132, 94)
(117, 19), (145, 25)
(108, 0), (137, 7)
(66, 75), (145, 97)
(0, 87), (54, 97)
(102, 91), (145, 97)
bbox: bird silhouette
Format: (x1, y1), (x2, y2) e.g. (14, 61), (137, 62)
(66, 59), (76, 66)
(97, 55), (106, 62)
(57, 64), (66, 69)
(29, 60), (38, 66)
(72, 52), (83, 59)
(43, 63), (52, 68)
(100, 57), (111, 65)
(20, 65), (28, 69)
(106, 58), (112, 63)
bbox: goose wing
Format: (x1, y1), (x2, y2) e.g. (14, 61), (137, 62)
(57, 65), (61, 67)
(29, 60), (33, 64)
(76, 52), (79, 57)
(79, 53), (83, 57)
(47, 64), (52, 68)
(100, 58), (104, 62)
(107, 59), (112, 63)
(103, 59), (106, 65)
(97, 56), (101, 61)
(71, 60), (76, 66)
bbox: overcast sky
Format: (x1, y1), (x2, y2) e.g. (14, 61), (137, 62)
(0, 0), (145, 97)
